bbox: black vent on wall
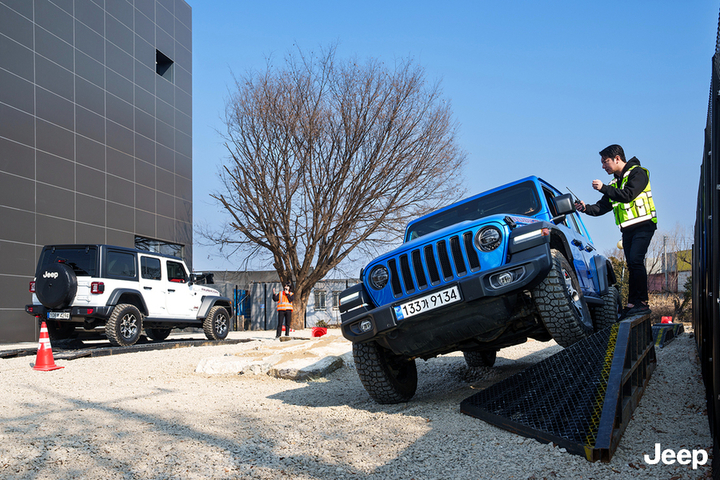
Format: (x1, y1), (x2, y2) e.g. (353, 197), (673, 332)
(156, 49), (174, 81)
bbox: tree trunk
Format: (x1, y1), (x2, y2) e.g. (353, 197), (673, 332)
(290, 287), (310, 330)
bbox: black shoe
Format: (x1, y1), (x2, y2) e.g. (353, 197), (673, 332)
(624, 303), (651, 318)
(618, 306), (631, 320)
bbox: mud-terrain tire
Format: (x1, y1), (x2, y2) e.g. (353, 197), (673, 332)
(463, 350), (497, 368)
(203, 306), (229, 340)
(106, 304), (143, 346)
(353, 341), (417, 404)
(532, 249), (593, 348)
(145, 327), (172, 342)
(590, 285), (620, 331)
(35, 262), (77, 309)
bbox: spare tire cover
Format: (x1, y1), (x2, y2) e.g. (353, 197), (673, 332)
(36, 262), (77, 309)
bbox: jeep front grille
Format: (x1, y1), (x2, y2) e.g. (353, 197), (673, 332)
(387, 232), (482, 297)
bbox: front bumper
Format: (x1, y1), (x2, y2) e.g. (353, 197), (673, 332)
(340, 243), (553, 352)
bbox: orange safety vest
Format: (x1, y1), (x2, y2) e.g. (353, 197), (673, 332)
(277, 291), (293, 311)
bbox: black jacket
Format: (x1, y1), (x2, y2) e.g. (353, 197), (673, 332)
(583, 157), (656, 232)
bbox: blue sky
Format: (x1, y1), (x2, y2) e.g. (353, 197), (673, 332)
(191, 1), (718, 272)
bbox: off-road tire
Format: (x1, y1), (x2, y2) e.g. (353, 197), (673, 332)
(106, 304), (143, 347)
(36, 262), (77, 309)
(203, 306), (229, 340)
(463, 350), (497, 368)
(590, 285), (620, 331)
(532, 249), (593, 348)
(145, 327), (172, 342)
(353, 341), (418, 404)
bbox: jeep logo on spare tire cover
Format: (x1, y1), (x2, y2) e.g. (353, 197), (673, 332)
(36, 263), (78, 309)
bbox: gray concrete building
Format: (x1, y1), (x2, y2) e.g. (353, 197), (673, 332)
(0, 0), (193, 342)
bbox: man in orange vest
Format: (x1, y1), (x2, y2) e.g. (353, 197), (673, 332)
(272, 283), (294, 338)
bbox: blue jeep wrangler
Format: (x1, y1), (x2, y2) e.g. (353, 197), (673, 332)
(338, 176), (619, 403)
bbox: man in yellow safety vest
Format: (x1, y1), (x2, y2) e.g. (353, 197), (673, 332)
(575, 144), (657, 319)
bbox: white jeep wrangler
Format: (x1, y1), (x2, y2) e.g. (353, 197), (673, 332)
(25, 244), (232, 347)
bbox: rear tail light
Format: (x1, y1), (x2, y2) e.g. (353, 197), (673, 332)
(29, 281), (36, 293)
(91, 282), (105, 294)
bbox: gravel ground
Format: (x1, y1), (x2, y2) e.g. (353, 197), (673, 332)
(0, 327), (711, 479)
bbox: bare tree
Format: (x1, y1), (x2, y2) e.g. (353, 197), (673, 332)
(209, 46), (467, 327)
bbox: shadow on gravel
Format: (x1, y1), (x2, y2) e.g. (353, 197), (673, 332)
(0, 341), (565, 479)
(1, 384), (379, 479)
(269, 343), (562, 411)
(262, 343), (567, 478)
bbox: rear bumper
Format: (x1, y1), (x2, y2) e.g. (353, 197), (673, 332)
(340, 243), (553, 356)
(25, 304), (113, 322)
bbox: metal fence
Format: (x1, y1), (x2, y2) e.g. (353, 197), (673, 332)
(694, 9), (720, 476)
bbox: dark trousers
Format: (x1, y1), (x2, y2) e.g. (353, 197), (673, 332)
(276, 310), (292, 337)
(622, 226), (655, 306)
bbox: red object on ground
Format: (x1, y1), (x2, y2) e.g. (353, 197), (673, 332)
(33, 321), (64, 371)
(661, 316), (673, 324)
(312, 327), (327, 337)
(281, 325), (295, 332)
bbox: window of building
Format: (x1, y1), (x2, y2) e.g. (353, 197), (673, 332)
(156, 49), (174, 82)
(135, 236), (183, 258)
(314, 290), (327, 311)
(332, 291), (340, 310)
(141, 256), (162, 280)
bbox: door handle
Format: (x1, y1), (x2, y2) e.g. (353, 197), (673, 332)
(168, 289), (175, 293)
(144, 286), (152, 290)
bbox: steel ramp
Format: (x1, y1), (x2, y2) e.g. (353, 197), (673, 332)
(460, 314), (655, 462)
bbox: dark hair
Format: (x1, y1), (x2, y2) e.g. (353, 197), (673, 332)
(599, 144), (626, 162)
(284, 283), (291, 288)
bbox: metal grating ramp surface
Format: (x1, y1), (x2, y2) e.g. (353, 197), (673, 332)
(461, 315), (655, 462)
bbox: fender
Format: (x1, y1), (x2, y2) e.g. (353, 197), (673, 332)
(606, 259), (618, 286)
(197, 296), (233, 319)
(106, 289), (149, 315)
(508, 222), (574, 265)
(592, 255), (609, 295)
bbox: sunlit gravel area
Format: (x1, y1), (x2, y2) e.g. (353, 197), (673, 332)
(0, 327), (711, 479)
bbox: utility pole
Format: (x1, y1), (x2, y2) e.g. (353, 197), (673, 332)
(663, 235), (668, 291)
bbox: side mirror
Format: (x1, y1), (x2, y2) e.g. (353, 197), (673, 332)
(551, 193), (574, 224)
(189, 273), (197, 285)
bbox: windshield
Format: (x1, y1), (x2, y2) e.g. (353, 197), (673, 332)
(38, 246), (98, 276)
(406, 181), (541, 241)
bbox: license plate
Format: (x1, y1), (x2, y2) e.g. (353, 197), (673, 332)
(48, 312), (70, 320)
(394, 286), (461, 321)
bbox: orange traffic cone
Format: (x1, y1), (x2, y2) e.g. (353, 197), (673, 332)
(33, 321), (64, 371)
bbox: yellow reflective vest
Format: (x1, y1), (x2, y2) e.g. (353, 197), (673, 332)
(609, 165), (657, 229)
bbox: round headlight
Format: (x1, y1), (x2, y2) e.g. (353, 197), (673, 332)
(475, 226), (502, 252)
(368, 265), (389, 290)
